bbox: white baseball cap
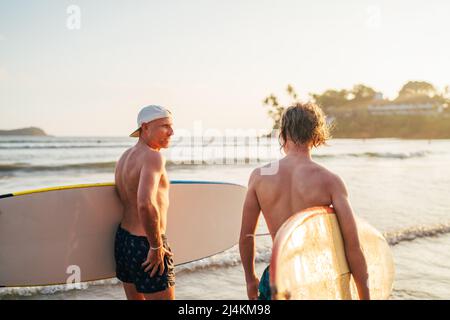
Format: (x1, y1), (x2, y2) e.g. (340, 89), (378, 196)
(130, 105), (172, 138)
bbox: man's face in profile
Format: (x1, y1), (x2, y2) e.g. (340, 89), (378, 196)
(142, 117), (174, 149)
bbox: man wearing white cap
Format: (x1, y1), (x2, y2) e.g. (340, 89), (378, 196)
(114, 105), (175, 300)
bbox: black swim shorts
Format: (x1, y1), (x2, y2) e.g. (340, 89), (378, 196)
(114, 225), (175, 293)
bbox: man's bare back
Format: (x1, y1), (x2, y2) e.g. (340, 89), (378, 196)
(115, 144), (169, 236)
(251, 155), (338, 239)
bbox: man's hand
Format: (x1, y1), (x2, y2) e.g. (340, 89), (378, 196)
(246, 277), (260, 300)
(142, 246), (173, 277)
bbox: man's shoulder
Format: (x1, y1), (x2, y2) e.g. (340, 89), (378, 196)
(310, 161), (336, 177)
(141, 147), (162, 158)
(141, 148), (165, 167)
(299, 161), (341, 189)
(314, 164), (344, 188)
(117, 147), (133, 166)
(250, 160), (280, 180)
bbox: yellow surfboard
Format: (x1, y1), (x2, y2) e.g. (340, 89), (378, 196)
(270, 206), (395, 300)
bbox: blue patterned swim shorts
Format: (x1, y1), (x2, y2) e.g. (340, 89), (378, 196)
(114, 225), (175, 293)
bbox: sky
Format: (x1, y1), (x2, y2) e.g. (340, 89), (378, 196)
(0, 0), (449, 136)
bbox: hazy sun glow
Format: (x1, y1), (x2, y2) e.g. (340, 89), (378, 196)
(0, 0), (449, 136)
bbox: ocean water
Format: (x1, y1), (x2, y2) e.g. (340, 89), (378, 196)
(1, 136), (450, 300)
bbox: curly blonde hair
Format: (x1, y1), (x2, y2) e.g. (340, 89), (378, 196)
(279, 102), (331, 148)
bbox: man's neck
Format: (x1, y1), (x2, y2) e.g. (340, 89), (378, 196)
(284, 141), (312, 160)
(138, 137), (160, 151)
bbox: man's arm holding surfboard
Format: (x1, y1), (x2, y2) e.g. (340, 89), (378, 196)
(330, 174), (371, 300)
(239, 169), (261, 300)
(138, 151), (172, 277)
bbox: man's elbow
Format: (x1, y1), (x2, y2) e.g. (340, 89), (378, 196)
(137, 201), (157, 216)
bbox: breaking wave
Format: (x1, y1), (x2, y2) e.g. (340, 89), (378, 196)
(383, 222), (450, 246)
(314, 151), (430, 160)
(0, 150), (433, 174)
(0, 158), (276, 173)
(0, 145), (132, 150)
(0, 162), (118, 173)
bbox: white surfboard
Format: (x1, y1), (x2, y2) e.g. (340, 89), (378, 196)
(270, 206), (395, 300)
(0, 181), (246, 287)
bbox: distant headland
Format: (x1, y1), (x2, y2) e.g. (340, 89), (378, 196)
(0, 127), (48, 136)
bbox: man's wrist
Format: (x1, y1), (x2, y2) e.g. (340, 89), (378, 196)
(148, 235), (163, 250)
(245, 273), (258, 284)
(150, 243), (163, 250)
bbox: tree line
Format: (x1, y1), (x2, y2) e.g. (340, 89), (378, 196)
(263, 81), (450, 130)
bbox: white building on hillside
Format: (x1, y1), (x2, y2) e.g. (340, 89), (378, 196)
(368, 103), (444, 115)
